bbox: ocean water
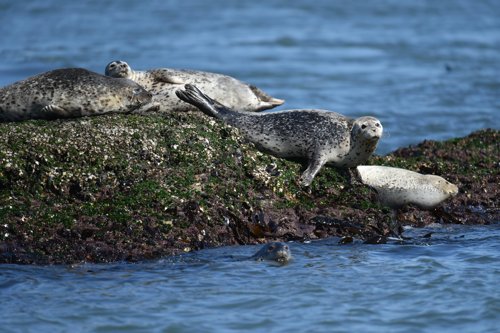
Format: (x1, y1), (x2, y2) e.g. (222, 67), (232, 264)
(1, 224), (500, 333)
(1, 0), (499, 153)
(1, 1), (499, 332)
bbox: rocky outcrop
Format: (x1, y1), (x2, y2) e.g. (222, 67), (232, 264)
(0, 112), (497, 264)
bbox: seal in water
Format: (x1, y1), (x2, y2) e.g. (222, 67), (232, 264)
(250, 242), (292, 263)
(104, 60), (284, 112)
(356, 165), (459, 209)
(0, 68), (153, 122)
(176, 84), (383, 186)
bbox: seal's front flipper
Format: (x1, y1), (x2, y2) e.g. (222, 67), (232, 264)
(133, 102), (161, 114)
(40, 104), (69, 117)
(151, 69), (185, 85)
(300, 156), (327, 187)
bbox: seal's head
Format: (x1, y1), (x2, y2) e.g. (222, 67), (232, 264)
(129, 86), (152, 106)
(111, 78), (152, 109)
(352, 116), (383, 142)
(251, 242), (292, 263)
(105, 60), (132, 79)
(426, 175), (459, 197)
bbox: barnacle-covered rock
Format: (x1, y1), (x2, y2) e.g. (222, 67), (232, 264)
(0, 112), (497, 264)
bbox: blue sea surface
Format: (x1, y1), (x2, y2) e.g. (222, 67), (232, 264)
(1, 1), (499, 332)
(1, 0), (499, 153)
(1, 224), (500, 333)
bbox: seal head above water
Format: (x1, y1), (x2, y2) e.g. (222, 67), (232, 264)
(0, 68), (153, 122)
(250, 242), (292, 263)
(105, 60), (284, 113)
(176, 84), (383, 186)
(356, 165), (459, 209)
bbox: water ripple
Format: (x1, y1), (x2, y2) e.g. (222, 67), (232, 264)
(1, 224), (499, 332)
(1, 1), (500, 331)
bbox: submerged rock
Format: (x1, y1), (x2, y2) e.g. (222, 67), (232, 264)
(0, 112), (497, 264)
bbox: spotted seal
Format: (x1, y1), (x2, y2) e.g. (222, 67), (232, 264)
(356, 165), (459, 209)
(250, 242), (292, 263)
(176, 84), (383, 186)
(105, 60), (284, 113)
(0, 68), (153, 122)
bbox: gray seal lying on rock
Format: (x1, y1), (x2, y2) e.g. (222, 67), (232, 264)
(0, 68), (153, 122)
(105, 60), (284, 113)
(356, 165), (459, 209)
(250, 242), (292, 263)
(176, 84), (383, 186)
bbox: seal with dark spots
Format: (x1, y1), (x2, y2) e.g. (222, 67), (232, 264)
(250, 242), (292, 263)
(356, 165), (459, 209)
(105, 60), (284, 113)
(0, 68), (153, 122)
(176, 84), (383, 186)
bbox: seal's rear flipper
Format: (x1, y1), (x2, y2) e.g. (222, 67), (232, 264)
(249, 85), (285, 111)
(175, 84), (231, 119)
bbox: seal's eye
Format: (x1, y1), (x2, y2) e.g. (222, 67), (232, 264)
(133, 88), (142, 95)
(109, 64), (115, 69)
(361, 124), (367, 129)
(375, 123), (381, 127)
(268, 245), (275, 252)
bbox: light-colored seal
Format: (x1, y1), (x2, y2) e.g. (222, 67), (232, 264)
(104, 60), (284, 113)
(176, 84), (383, 186)
(250, 242), (291, 263)
(356, 165), (459, 209)
(0, 68), (153, 122)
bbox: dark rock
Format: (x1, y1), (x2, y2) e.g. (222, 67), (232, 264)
(0, 113), (497, 264)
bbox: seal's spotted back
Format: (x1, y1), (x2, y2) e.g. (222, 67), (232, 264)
(0, 68), (153, 122)
(105, 60), (284, 113)
(176, 84), (383, 186)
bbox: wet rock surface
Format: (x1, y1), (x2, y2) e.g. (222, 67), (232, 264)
(0, 112), (498, 264)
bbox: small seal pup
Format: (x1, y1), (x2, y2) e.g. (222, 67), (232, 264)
(250, 242), (292, 263)
(0, 68), (153, 122)
(176, 84), (383, 186)
(105, 60), (284, 112)
(356, 165), (459, 209)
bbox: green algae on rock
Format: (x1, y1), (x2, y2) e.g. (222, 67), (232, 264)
(0, 112), (498, 264)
